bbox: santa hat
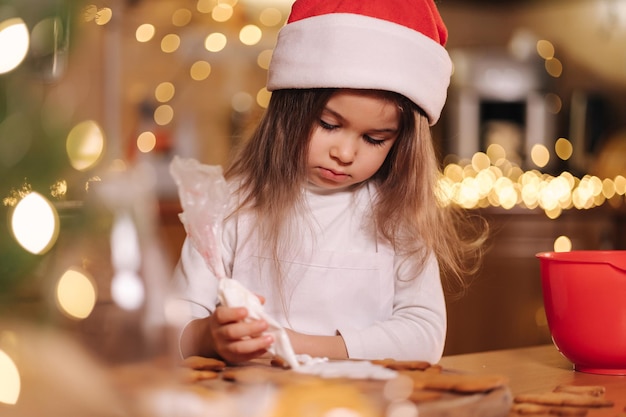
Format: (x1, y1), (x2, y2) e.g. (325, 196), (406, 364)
(267, 0), (452, 125)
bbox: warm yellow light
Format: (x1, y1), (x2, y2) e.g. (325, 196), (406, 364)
(95, 7), (112, 25)
(136, 24), (155, 42)
(197, 0), (213, 13)
(471, 152), (490, 172)
(614, 175), (626, 195)
(536, 39), (555, 59)
(231, 92), (253, 113)
(190, 60), (211, 80)
(554, 137), (573, 160)
(154, 104), (174, 126)
(256, 87), (271, 108)
(11, 192), (59, 255)
(602, 178), (616, 199)
(205, 32), (227, 52)
(172, 8), (192, 27)
(495, 180), (518, 209)
(155, 82), (175, 103)
(554, 235), (572, 252)
(0, 349), (20, 405)
(0, 18), (29, 74)
(486, 143), (506, 165)
(66, 120), (105, 171)
(257, 49), (273, 69)
(240, 24), (262, 46)
(443, 163), (464, 182)
(161, 33), (180, 53)
(212, 4), (233, 22)
(137, 131), (156, 153)
(530, 144), (550, 168)
(545, 57), (563, 78)
(56, 267), (97, 320)
(545, 206), (562, 219)
(260, 7), (283, 26)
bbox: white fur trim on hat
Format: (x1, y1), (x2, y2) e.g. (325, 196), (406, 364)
(267, 13), (452, 125)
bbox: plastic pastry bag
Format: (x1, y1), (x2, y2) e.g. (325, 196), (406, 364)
(169, 156), (299, 369)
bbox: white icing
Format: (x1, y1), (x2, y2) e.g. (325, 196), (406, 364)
(218, 279), (300, 369)
(294, 358), (398, 380)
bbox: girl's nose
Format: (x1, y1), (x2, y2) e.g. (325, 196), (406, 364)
(329, 135), (357, 164)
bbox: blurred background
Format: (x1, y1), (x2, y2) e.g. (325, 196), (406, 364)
(1, 0), (626, 384)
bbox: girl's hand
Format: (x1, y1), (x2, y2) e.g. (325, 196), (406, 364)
(206, 304), (274, 364)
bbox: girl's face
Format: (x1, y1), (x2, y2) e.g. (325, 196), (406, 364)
(306, 89), (400, 190)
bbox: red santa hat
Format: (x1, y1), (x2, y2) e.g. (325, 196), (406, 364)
(267, 0), (453, 125)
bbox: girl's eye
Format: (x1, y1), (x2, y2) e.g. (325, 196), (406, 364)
(319, 119), (337, 130)
(364, 135), (386, 147)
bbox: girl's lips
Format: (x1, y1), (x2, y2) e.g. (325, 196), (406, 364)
(318, 167), (349, 182)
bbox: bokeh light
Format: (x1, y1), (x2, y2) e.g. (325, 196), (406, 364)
(554, 236), (572, 252)
(154, 104), (174, 125)
(137, 131), (157, 153)
(190, 60), (211, 80)
(530, 144), (550, 168)
(256, 87), (271, 108)
(66, 120), (106, 171)
(259, 8), (283, 27)
(231, 92), (253, 113)
(11, 192), (59, 255)
(0, 349), (20, 405)
(545, 57), (563, 77)
(257, 49), (273, 69)
(554, 138), (573, 160)
(196, 0), (213, 14)
(212, 4), (233, 22)
(239, 24), (262, 46)
(161, 33), (180, 53)
(536, 39), (555, 59)
(56, 267), (97, 320)
(95, 7), (113, 25)
(172, 8), (192, 27)
(0, 17), (29, 74)
(155, 82), (175, 103)
(205, 32), (227, 52)
(136, 23), (155, 42)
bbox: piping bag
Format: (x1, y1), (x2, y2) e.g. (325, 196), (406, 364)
(169, 156), (299, 369)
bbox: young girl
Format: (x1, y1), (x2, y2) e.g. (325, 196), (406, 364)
(174, 0), (486, 364)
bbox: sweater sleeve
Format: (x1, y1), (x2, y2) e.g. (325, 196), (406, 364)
(337, 252), (446, 363)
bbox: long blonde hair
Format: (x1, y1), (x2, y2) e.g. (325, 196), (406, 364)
(225, 88), (487, 296)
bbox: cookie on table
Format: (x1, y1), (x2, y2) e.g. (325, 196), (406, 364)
(513, 392), (614, 408)
(370, 359), (433, 371)
(179, 355), (226, 371)
(553, 385), (605, 397)
(401, 370), (509, 393)
(178, 368), (221, 383)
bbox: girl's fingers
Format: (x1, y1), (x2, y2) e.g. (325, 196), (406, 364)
(218, 318), (269, 341)
(223, 335), (274, 359)
(212, 306), (248, 324)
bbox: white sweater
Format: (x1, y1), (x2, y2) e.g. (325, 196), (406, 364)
(173, 182), (446, 363)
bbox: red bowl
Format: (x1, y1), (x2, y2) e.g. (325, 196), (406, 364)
(536, 250), (626, 375)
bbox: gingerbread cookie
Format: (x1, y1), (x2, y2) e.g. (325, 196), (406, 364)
(514, 392), (614, 408)
(401, 370), (508, 393)
(553, 385), (605, 397)
(179, 355), (226, 372)
(371, 359), (433, 371)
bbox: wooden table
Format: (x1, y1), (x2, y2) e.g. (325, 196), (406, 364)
(439, 344), (626, 416)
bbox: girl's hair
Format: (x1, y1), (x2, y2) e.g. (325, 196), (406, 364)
(225, 88), (487, 297)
